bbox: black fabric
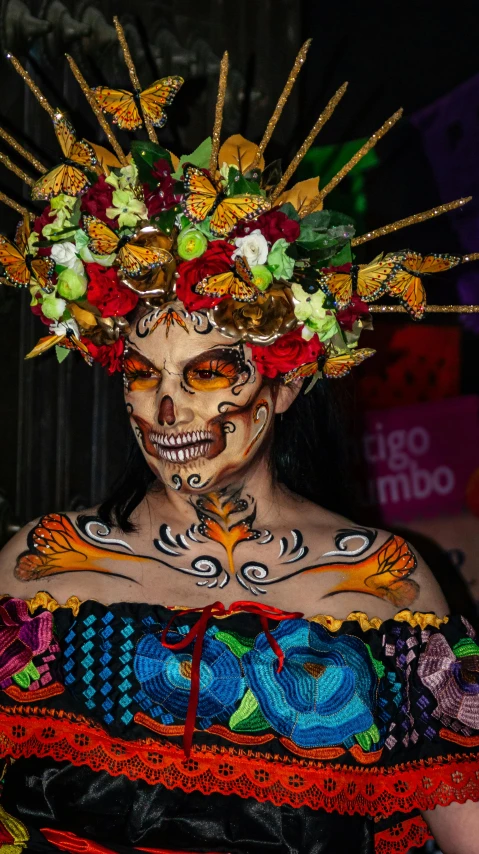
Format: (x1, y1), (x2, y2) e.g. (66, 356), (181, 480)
(2, 757), (374, 854)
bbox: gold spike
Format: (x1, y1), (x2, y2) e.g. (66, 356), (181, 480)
(352, 197), (472, 246)
(0, 127), (46, 173)
(0, 190), (34, 219)
(0, 151), (34, 185)
(270, 83), (349, 203)
(462, 252), (479, 263)
(6, 53), (55, 117)
(210, 51), (229, 174)
(250, 40), (312, 172)
(301, 109), (404, 217)
(65, 54), (127, 166)
(369, 304), (479, 314)
(113, 16), (158, 145)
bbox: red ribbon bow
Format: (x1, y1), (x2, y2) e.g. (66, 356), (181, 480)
(161, 600), (303, 756)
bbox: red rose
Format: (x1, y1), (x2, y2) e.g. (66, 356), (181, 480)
(33, 205), (52, 235)
(233, 210), (300, 244)
(144, 158), (183, 217)
(336, 294), (371, 332)
(176, 240), (235, 312)
(83, 338), (124, 375)
(80, 175), (116, 225)
(250, 327), (324, 379)
(86, 263), (139, 317)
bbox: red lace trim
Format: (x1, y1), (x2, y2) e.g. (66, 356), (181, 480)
(375, 815), (432, 854)
(1, 706), (478, 817)
(42, 828), (223, 854)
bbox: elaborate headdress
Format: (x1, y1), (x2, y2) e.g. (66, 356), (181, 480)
(0, 19), (477, 385)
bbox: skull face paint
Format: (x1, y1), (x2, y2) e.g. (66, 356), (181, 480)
(124, 302), (274, 493)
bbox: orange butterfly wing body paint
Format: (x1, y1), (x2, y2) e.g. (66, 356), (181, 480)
(15, 514), (140, 581)
(196, 492), (261, 577)
(301, 534), (418, 608)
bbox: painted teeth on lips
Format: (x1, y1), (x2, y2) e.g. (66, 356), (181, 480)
(148, 430), (214, 463)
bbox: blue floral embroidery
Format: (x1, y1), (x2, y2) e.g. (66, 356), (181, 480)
(242, 619), (378, 748)
(134, 629), (245, 728)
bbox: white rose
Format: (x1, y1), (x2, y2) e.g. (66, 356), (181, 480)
(232, 229), (268, 266)
(50, 241), (78, 268)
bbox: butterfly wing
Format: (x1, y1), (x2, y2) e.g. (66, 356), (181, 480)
(31, 257), (55, 290)
(283, 361), (319, 384)
(210, 195), (271, 237)
(83, 215), (119, 256)
(25, 334), (66, 359)
(53, 113), (76, 158)
(140, 77), (184, 128)
(317, 271), (352, 309)
(356, 254), (399, 301)
(183, 166), (218, 223)
(70, 139), (97, 170)
(322, 348), (376, 379)
(195, 271), (235, 300)
(0, 236), (29, 286)
(117, 243), (164, 278)
(93, 87), (141, 130)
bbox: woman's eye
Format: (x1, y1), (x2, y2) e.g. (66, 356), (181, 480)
(197, 369), (214, 379)
(186, 358), (239, 391)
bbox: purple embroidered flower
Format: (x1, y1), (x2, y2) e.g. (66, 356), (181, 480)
(0, 597), (53, 684)
(417, 633), (479, 729)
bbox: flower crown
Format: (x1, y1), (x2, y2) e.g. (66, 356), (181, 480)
(0, 19), (477, 386)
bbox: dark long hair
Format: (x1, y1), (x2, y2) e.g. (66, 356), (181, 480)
(98, 378), (357, 532)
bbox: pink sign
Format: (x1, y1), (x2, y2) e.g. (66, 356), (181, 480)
(361, 396), (479, 523)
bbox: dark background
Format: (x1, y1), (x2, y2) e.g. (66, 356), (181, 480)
(0, 0), (478, 537)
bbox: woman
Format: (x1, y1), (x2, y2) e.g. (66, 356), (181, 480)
(0, 24), (478, 854)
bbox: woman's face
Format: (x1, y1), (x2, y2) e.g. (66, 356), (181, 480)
(124, 302), (277, 493)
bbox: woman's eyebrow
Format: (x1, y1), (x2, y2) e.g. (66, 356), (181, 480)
(184, 347), (241, 367)
(125, 346), (161, 371)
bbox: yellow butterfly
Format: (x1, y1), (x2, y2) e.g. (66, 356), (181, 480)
(182, 165), (271, 237)
(321, 348), (376, 379)
(317, 254), (401, 310)
(195, 256), (257, 303)
(83, 215), (172, 278)
(32, 113), (97, 200)
(385, 252), (461, 319)
(25, 329), (93, 364)
(93, 77), (183, 131)
(0, 216), (54, 289)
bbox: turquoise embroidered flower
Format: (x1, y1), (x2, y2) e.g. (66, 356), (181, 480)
(242, 619), (379, 748)
(134, 629), (245, 727)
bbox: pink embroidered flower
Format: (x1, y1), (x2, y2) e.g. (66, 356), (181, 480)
(417, 633), (479, 729)
(0, 597), (53, 684)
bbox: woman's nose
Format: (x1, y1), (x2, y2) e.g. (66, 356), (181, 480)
(158, 395), (175, 426)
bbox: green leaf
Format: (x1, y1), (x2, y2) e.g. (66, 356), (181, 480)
(172, 137), (212, 180)
(300, 210), (331, 230)
(366, 644), (386, 678)
(229, 689), (270, 732)
(227, 166), (262, 196)
(150, 206), (180, 235)
(130, 140), (173, 187)
(12, 659), (40, 688)
(329, 243), (352, 266)
(453, 637), (479, 658)
(56, 345), (70, 364)
(355, 722), (380, 751)
(215, 630), (255, 657)
(277, 202), (300, 222)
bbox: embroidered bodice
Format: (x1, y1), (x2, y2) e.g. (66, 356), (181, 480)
(0, 593), (478, 854)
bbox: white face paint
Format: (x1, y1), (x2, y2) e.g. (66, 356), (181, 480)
(124, 302), (276, 493)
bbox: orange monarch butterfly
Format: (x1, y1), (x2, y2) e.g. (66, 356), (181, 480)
(284, 347), (376, 384)
(32, 113), (97, 200)
(317, 254), (402, 310)
(195, 256), (258, 303)
(0, 216), (54, 290)
(93, 76), (183, 131)
(82, 215), (173, 278)
(182, 165), (271, 237)
(25, 328), (93, 364)
(385, 252), (461, 319)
